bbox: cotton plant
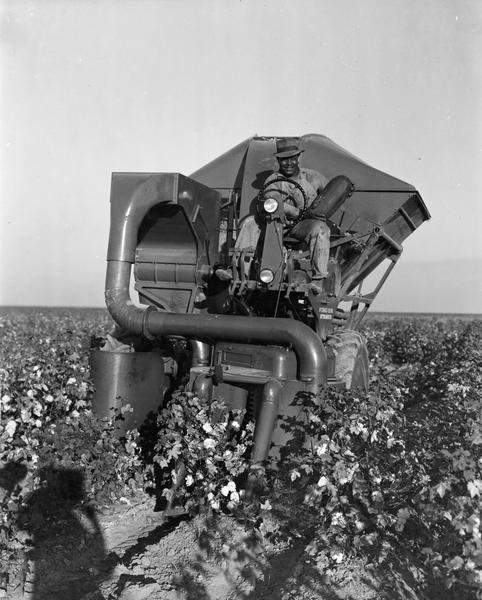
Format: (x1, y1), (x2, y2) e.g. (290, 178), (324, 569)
(154, 392), (254, 514)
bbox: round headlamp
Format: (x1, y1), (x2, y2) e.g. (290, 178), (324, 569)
(263, 197), (279, 214)
(260, 269), (274, 284)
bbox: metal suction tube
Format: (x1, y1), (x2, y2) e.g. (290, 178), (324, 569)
(105, 260), (327, 389)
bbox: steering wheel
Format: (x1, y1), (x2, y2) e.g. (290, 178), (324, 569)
(259, 177), (308, 224)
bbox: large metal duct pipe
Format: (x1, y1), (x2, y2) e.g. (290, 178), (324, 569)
(105, 260), (327, 389)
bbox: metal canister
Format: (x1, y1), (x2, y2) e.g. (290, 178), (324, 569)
(89, 349), (166, 432)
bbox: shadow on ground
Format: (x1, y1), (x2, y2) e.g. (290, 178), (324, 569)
(14, 465), (110, 600)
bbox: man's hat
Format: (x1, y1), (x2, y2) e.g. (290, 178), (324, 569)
(274, 137), (304, 158)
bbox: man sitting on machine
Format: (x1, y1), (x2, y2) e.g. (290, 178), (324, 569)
(262, 137), (330, 292)
(215, 137), (353, 293)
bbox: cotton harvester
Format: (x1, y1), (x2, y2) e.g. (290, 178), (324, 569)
(91, 134), (430, 463)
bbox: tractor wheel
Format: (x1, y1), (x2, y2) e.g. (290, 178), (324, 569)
(326, 330), (369, 392)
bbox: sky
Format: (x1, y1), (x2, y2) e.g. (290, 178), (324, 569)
(1, 0), (481, 313)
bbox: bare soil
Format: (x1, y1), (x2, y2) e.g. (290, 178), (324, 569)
(4, 492), (385, 600)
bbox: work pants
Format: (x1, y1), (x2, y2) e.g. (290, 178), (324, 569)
(289, 218), (330, 279)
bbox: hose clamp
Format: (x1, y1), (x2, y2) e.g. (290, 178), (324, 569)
(141, 305), (158, 340)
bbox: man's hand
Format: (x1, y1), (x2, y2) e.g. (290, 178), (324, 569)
(283, 201), (300, 222)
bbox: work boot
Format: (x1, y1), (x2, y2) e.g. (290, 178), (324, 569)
(310, 276), (326, 295)
(309, 282), (323, 295)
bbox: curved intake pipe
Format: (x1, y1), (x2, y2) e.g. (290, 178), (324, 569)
(105, 260), (327, 389)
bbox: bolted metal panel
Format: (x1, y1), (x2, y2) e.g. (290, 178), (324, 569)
(214, 342), (298, 381)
